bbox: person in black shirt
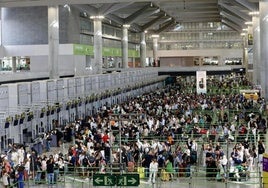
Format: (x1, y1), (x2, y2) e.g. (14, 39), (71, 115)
(46, 156), (55, 185)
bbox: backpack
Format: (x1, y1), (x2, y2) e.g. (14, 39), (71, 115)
(82, 157), (88, 166)
(88, 156), (95, 164)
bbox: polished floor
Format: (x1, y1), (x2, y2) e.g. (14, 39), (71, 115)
(21, 174), (262, 188)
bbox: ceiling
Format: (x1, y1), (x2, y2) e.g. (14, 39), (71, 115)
(0, 0), (260, 33)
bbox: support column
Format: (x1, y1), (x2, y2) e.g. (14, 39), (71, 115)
(12, 56), (16, 73)
(115, 57), (119, 69)
(140, 31), (146, 67)
(103, 57), (108, 69)
(132, 57), (135, 68)
(260, 1), (268, 99)
(122, 25), (129, 69)
(199, 23), (204, 49)
(152, 35), (159, 67)
(93, 17), (103, 74)
(48, 6), (59, 79)
(242, 34), (249, 80)
(252, 14), (260, 85)
(0, 8), (2, 46)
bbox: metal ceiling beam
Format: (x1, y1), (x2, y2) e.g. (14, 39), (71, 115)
(222, 19), (242, 32)
(99, 2), (134, 15)
(105, 13), (124, 25)
(72, 4), (97, 16)
(179, 17), (221, 23)
(155, 19), (176, 34)
(141, 13), (165, 30)
(218, 0), (251, 21)
(220, 11), (246, 28)
(98, 4), (115, 15)
(235, 0), (258, 11)
(0, 0), (161, 7)
(129, 8), (161, 24)
(124, 3), (151, 24)
(175, 13), (220, 18)
(176, 10), (219, 14)
(130, 23), (143, 32)
(159, 2), (218, 9)
(222, 16), (243, 30)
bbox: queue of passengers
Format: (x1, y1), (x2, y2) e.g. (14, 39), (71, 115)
(1, 76), (267, 186)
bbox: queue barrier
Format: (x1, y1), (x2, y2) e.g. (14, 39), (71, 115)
(13, 165), (262, 188)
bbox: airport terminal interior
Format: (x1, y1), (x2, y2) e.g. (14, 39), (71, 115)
(0, 0), (268, 188)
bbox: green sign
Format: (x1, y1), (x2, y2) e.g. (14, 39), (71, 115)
(73, 44), (140, 57)
(73, 44), (94, 56)
(93, 174), (140, 186)
(93, 174), (116, 186)
(117, 174), (140, 186)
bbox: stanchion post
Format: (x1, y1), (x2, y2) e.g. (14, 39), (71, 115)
(259, 166), (263, 188)
(189, 176), (192, 188)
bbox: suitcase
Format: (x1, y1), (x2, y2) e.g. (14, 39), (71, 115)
(178, 163), (185, 177)
(137, 167), (145, 179)
(161, 169), (170, 181)
(218, 135), (225, 142)
(128, 161), (135, 172)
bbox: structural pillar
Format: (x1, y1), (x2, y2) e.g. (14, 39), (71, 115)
(12, 56), (16, 73)
(122, 25), (129, 69)
(252, 14), (260, 85)
(115, 57), (119, 68)
(0, 8), (2, 46)
(132, 57), (135, 68)
(48, 6), (59, 79)
(259, 1), (268, 99)
(152, 35), (159, 67)
(242, 34), (249, 80)
(92, 17), (103, 74)
(140, 31), (147, 67)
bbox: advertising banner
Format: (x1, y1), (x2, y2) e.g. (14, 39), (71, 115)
(196, 71), (207, 94)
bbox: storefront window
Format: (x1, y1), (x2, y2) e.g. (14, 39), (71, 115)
(0, 57), (30, 72)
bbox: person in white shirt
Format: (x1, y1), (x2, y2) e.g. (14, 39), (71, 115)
(148, 158), (158, 184)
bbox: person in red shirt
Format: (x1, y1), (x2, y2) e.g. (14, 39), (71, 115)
(102, 130), (109, 143)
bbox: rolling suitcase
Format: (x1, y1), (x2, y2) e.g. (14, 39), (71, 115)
(161, 169), (170, 181)
(137, 167), (145, 179)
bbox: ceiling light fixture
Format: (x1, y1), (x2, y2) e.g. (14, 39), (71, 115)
(151, 34), (159, 38)
(249, 11), (259, 16)
(123, 24), (131, 28)
(90, 15), (105, 19)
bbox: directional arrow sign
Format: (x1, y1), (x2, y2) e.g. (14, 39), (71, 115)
(93, 174), (116, 186)
(117, 174), (140, 186)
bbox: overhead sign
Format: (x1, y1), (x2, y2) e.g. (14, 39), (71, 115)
(93, 174), (140, 187)
(93, 174), (116, 186)
(117, 174), (140, 186)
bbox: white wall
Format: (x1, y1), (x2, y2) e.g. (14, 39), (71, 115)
(59, 55), (75, 76)
(3, 45), (48, 57)
(30, 55), (48, 72)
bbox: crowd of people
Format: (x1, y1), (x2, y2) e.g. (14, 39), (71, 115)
(1, 74), (267, 187)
